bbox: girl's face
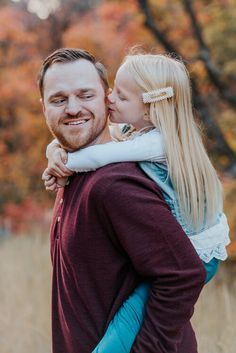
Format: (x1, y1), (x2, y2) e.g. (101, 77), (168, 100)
(108, 65), (150, 130)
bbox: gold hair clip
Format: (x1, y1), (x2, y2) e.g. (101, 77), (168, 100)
(142, 87), (174, 104)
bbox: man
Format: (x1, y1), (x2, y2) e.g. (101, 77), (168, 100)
(39, 48), (205, 353)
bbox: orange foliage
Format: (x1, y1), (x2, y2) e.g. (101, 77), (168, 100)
(0, 0), (235, 245)
(2, 198), (52, 234)
(63, 1), (155, 78)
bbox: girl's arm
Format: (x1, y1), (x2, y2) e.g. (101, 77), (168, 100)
(44, 140), (73, 192)
(66, 129), (165, 172)
(46, 140), (71, 177)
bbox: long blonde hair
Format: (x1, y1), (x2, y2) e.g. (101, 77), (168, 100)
(123, 53), (222, 230)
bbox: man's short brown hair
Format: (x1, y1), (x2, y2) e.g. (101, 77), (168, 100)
(38, 48), (109, 98)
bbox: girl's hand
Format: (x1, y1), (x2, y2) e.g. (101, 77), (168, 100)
(47, 144), (73, 178)
(42, 169), (69, 193)
(57, 176), (68, 188)
(42, 168), (58, 192)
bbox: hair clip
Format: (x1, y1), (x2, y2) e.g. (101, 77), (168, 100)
(142, 87), (174, 104)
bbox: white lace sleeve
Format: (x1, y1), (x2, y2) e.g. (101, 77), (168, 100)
(66, 129), (165, 172)
(188, 213), (230, 263)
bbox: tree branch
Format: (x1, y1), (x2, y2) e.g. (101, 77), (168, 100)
(182, 0), (236, 108)
(138, 0), (177, 54)
(137, 0), (236, 172)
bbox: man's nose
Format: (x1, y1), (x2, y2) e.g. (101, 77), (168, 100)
(65, 96), (81, 116)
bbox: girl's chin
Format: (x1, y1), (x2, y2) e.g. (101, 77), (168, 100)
(109, 114), (123, 124)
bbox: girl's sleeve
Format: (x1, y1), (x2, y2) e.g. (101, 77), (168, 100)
(92, 282), (151, 353)
(45, 139), (60, 159)
(66, 130), (165, 172)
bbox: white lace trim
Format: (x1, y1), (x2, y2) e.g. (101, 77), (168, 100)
(188, 213), (230, 263)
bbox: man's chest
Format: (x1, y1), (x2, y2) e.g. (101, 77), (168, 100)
(50, 184), (123, 275)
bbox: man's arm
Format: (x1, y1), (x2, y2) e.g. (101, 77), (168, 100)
(99, 167), (206, 353)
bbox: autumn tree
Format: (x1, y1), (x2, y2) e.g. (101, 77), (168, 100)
(137, 0), (236, 173)
(0, 0), (235, 237)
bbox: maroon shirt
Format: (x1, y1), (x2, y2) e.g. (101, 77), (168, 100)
(50, 162), (205, 353)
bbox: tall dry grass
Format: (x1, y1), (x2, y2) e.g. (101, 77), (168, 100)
(0, 235), (51, 353)
(192, 260), (236, 353)
(0, 234), (235, 353)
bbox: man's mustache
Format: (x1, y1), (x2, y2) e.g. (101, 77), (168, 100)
(61, 113), (92, 121)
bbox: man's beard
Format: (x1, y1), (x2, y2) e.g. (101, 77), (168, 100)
(50, 128), (77, 152)
(47, 113), (107, 152)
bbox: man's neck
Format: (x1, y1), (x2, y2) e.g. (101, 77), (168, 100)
(97, 125), (112, 144)
(89, 124), (112, 147)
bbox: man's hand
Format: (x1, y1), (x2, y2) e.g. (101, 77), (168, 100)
(47, 143), (73, 178)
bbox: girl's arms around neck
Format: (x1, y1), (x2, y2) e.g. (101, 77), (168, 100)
(44, 129), (165, 191)
(65, 129), (165, 172)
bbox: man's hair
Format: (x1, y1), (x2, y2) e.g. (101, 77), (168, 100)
(38, 48), (109, 98)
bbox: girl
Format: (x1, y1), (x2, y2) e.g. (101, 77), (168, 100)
(43, 52), (230, 353)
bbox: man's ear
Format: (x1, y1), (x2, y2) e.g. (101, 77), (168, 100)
(107, 88), (112, 95)
(105, 88), (112, 104)
(40, 97), (46, 115)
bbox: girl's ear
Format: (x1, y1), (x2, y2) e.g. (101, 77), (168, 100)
(143, 107), (150, 121)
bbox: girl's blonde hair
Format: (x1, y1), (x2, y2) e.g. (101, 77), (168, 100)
(122, 53), (222, 230)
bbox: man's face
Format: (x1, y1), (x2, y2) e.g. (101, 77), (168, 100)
(42, 59), (108, 151)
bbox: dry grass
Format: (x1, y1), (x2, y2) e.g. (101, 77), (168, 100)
(0, 235), (235, 353)
(192, 261), (236, 353)
(0, 235), (51, 353)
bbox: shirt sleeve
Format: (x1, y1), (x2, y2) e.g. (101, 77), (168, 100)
(66, 130), (166, 172)
(100, 172), (206, 353)
(46, 139), (60, 159)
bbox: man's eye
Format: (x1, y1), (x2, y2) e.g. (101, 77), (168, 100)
(52, 98), (65, 104)
(82, 95), (94, 99)
(118, 95), (126, 101)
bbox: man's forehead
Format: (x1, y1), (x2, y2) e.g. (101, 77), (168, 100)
(44, 59), (103, 96)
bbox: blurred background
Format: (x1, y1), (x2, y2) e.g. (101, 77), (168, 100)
(0, 0), (235, 352)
